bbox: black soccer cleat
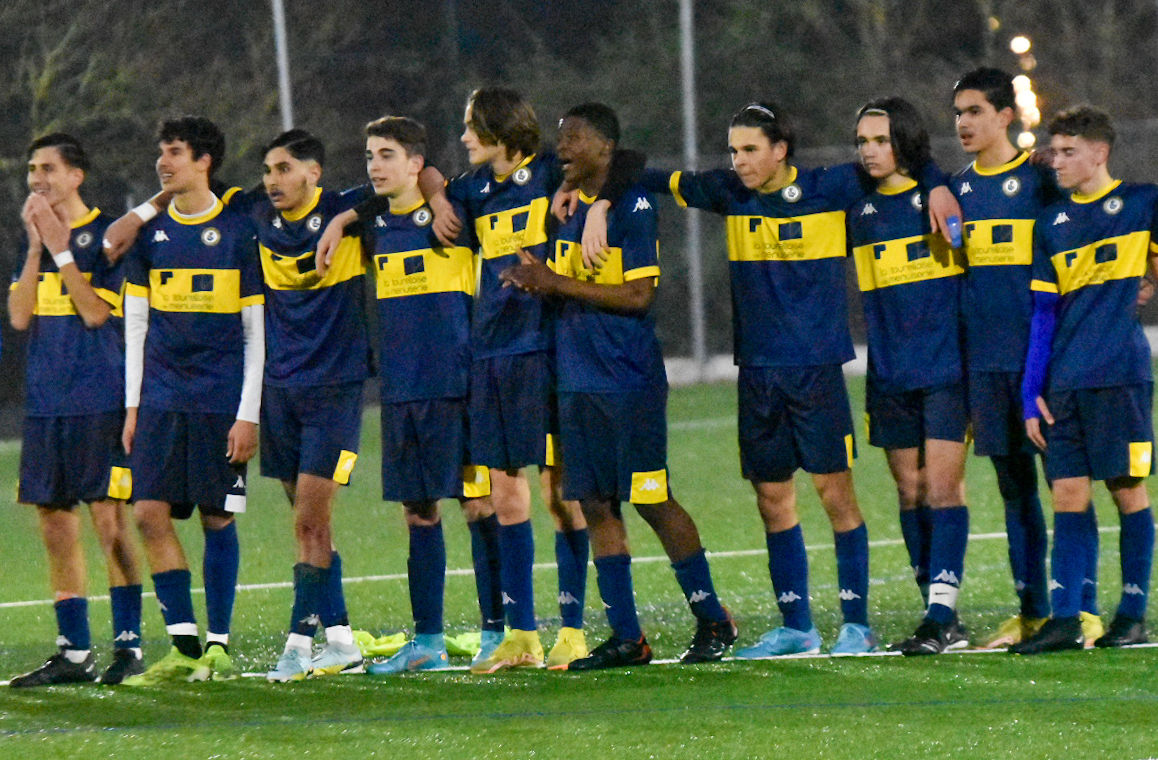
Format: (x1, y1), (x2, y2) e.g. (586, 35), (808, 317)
(98, 649), (146, 685)
(680, 611), (739, 664)
(1009, 616), (1084, 655)
(897, 618), (955, 656)
(567, 635), (653, 671)
(1094, 614), (1148, 648)
(944, 617), (970, 650)
(10, 650), (97, 688)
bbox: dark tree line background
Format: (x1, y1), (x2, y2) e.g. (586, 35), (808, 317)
(4, 0), (1158, 419)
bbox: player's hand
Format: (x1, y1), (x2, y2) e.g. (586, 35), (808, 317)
(226, 420), (258, 464)
(1138, 277), (1155, 309)
(1028, 146), (1054, 167)
(103, 213), (146, 263)
(927, 185), (963, 246)
(26, 194), (71, 255)
(1025, 396), (1054, 451)
(499, 248), (553, 295)
(122, 408), (138, 455)
(21, 196), (43, 256)
(429, 194), (462, 247)
(316, 210), (356, 277)
(581, 200), (612, 270)
(552, 188), (579, 223)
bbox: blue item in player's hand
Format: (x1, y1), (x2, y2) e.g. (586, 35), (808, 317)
(946, 215), (963, 248)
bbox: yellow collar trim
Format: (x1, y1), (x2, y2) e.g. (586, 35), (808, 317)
(282, 187), (322, 222)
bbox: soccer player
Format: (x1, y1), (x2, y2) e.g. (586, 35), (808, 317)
(949, 68), (1103, 648)
(7, 134), (144, 686)
(1014, 105), (1156, 654)
(848, 97), (971, 655)
(119, 116), (264, 685)
(501, 102), (736, 670)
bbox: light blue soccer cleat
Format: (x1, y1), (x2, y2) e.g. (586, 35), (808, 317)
(470, 629), (505, 669)
(266, 649), (312, 682)
(310, 641), (365, 676)
(733, 626), (822, 658)
(830, 623), (879, 655)
(366, 637), (449, 675)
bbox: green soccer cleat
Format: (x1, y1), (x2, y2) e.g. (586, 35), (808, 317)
(445, 631), (482, 658)
(199, 644), (237, 681)
(122, 647), (206, 686)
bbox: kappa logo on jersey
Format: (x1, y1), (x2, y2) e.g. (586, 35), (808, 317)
(778, 591), (803, 603)
(931, 569), (959, 585)
(781, 183), (802, 203)
(632, 196), (652, 213)
(558, 591), (581, 605)
(861, 203), (877, 216)
(512, 167), (531, 186)
(910, 193), (924, 211)
(153, 229), (170, 242)
(1002, 176), (1021, 196)
(412, 207), (433, 227)
(958, 182), (972, 195)
(687, 590), (711, 603)
(1104, 196), (1124, 215)
(307, 214), (323, 231)
(75, 231), (94, 248)
(838, 588), (862, 601)
(1052, 212), (1071, 225)
(375, 216), (388, 228)
(480, 181), (491, 195)
(201, 227), (221, 246)
(1124, 583), (1145, 596)
(114, 630), (140, 643)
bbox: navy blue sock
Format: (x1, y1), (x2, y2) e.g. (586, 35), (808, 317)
(766, 525), (812, 631)
(992, 454), (1050, 618)
(110, 584), (143, 650)
(1080, 505), (1100, 615)
(594, 554), (642, 640)
(408, 523), (445, 635)
(498, 520), (536, 631)
(1050, 512), (1085, 618)
(1117, 508), (1154, 620)
(555, 529), (588, 629)
(672, 548), (727, 622)
(203, 521), (239, 639)
(321, 551), (349, 628)
(899, 506), (931, 605)
(834, 524), (870, 626)
(153, 569), (199, 655)
(469, 515), (504, 632)
(55, 597), (90, 651)
(289, 563), (324, 637)
(926, 506), (968, 624)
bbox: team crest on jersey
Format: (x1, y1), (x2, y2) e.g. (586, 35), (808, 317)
(201, 227), (221, 246)
(1002, 177), (1021, 196)
(75, 231), (93, 248)
(781, 183), (802, 203)
(1104, 196), (1123, 215)
(412, 207), (433, 227)
(910, 193), (924, 211)
(512, 167), (532, 186)
(307, 214), (323, 232)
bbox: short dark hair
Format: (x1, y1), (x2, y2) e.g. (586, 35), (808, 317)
(561, 102), (620, 145)
(364, 116), (427, 158)
(27, 132), (89, 172)
(157, 116), (226, 177)
(465, 87), (540, 159)
(953, 67), (1015, 112)
(729, 102), (794, 158)
(855, 97), (931, 174)
(1048, 105), (1115, 151)
(263, 128), (325, 166)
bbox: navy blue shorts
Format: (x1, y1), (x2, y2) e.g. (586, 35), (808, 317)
(558, 388), (669, 505)
(19, 411), (130, 507)
(469, 352), (549, 470)
(738, 365), (856, 482)
(131, 408), (248, 519)
(381, 398), (474, 502)
(260, 382), (363, 484)
(1042, 384), (1154, 482)
(968, 370), (1035, 458)
(866, 379), (969, 449)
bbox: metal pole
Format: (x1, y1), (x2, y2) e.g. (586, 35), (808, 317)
(679, 0), (707, 377)
(271, 0), (294, 130)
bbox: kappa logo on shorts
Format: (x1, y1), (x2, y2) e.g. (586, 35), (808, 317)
(638, 477), (661, 491)
(201, 227), (221, 246)
(233, 474), (245, 489)
(1002, 176), (1021, 196)
(75, 231), (94, 248)
(778, 591), (803, 603)
(307, 214), (323, 231)
(781, 183), (802, 203)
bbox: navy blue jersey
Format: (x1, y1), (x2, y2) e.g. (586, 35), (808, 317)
(849, 179), (966, 393)
(366, 199), (474, 403)
(230, 186), (372, 387)
(446, 152), (563, 359)
(125, 199), (264, 413)
(642, 164), (868, 367)
(552, 187), (665, 393)
(952, 152), (1061, 372)
(1030, 180), (1158, 391)
(11, 209), (124, 416)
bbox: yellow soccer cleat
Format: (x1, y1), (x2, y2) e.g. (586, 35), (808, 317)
(469, 629), (544, 674)
(1080, 612), (1105, 649)
(546, 627), (589, 670)
(983, 615), (1047, 649)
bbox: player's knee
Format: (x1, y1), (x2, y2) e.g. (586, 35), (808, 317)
(404, 500), (441, 524)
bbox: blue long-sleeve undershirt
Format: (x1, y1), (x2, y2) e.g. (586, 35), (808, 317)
(1021, 290), (1059, 419)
